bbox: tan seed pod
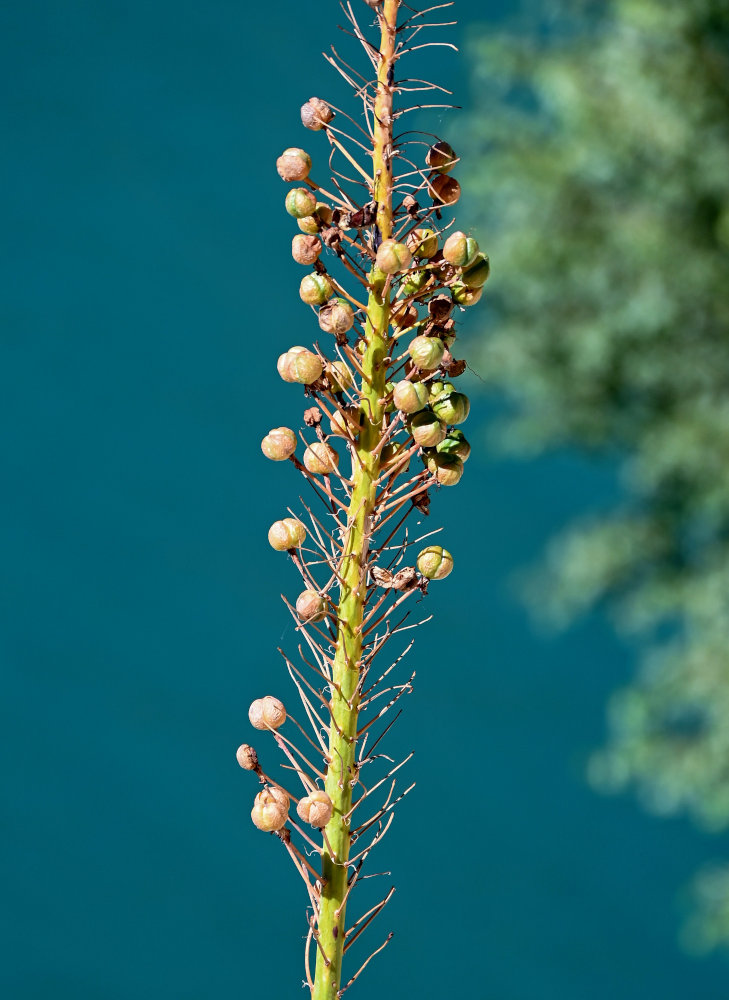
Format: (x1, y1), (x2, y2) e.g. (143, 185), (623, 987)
(295, 589), (328, 623)
(299, 273), (333, 306)
(408, 335), (445, 371)
(292, 234), (322, 265)
(261, 426), (297, 461)
(303, 441), (339, 475)
(298, 215), (321, 235)
(429, 174), (461, 206)
(276, 147), (312, 182)
(249, 695), (286, 730)
(375, 238), (412, 274)
(251, 786), (289, 832)
(427, 452), (464, 486)
(236, 743), (259, 770)
(325, 360), (354, 393)
(410, 411), (447, 448)
(319, 298), (354, 336)
(268, 517), (307, 551)
(277, 345), (307, 382)
(416, 544), (454, 580)
(296, 790), (333, 828)
(329, 406), (359, 438)
(442, 231), (479, 267)
(288, 350), (324, 385)
(301, 97), (334, 130)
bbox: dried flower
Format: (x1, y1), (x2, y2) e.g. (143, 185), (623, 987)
(416, 545), (454, 580)
(406, 227), (438, 259)
(236, 743), (259, 770)
(410, 411), (447, 448)
(375, 239), (413, 274)
(291, 234), (322, 265)
(393, 379), (429, 414)
(295, 589), (328, 623)
(425, 140), (457, 174)
(251, 786), (289, 832)
(301, 97), (335, 131)
(299, 273), (334, 306)
(408, 335), (445, 371)
(426, 452), (464, 486)
(261, 426), (297, 461)
(268, 518), (307, 551)
(428, 174), (461, 206)
(285, 187), (318, 219)
(296, 790), (333, 828)
(442, 231), (479, 267)
(276, 147), (312, 182)
(319, 297), (354, 336)
(249, 695), (287, 731)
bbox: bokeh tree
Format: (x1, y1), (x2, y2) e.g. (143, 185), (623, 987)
(461, 0), (729, 952)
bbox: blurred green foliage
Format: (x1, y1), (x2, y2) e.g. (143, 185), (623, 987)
(462, 0), (729, 952)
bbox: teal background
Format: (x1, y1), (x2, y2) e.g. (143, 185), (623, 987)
(2, 1), (726, 996)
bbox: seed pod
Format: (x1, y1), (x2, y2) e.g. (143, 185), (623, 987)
(303, 441), (339, 475)
(329, 406), (359, 438)
(296, 589), (328, 623)
(299, 272), (333, 306)
(375, 238), (412, 274)
(410, 411), (447, 448)
(429, 174), (461, 206)
(427, 452), (464, 486)
(432, 390), (470, 426)
(451, 283), (483, 307)
(288, 349), (324, 385)
(426, 140), (458, 174)
(391, 300), (418, 331)
(437, 429), (471, 462)
(393, 380), (429, 414)
(297, 215), (321, 235)
(381, 441), (410, 473)
(249, 695), (287, 731)
(417, 544), (454, 580)
(261, 426), (297, 461)
(406, 227), (438, 259)
(301, 97), (335, 130)
(408, 335), (445, 371)
(291, 234), (322, 265)
(277, 345), (307, 382)
(268, 517), (307, 551)
(401, 268), (430, 298)
(442, 231), (479, 267)
(315, 202), (333, 226)
(297, 790), (333, 828)
(251, 786), (289, 832)
(325, 360), (354, 393)
(236, 743), (259, 770)
(276, 147), (312, 182)
(319, 297), (354, 336)
(285, 187), (317, 219)
(462, 253), (491, 289)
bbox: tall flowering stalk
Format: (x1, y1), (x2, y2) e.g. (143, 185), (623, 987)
(237, 2), (486, 996)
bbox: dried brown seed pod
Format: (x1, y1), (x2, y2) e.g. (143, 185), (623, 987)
(248, 695), (287, 731)
(375, 238), (412, 274)
(236, 743), (259, 770)
(276, 147), (312, 182)
(291, 234), (322, 265)
(426, 140), (458, 174)
(295, 589), (328, 623)
(268, 517), (307, 551)
(429, 174), (461, 206)
(319, 298), (354, 336)
(301, 97), (335, 131)
(416, 545), (454, 580)
(261, 426), (297, 461)
(297, 790), (334, 828)
(303, 441), (339, 475)
(251, 786), (289, 832)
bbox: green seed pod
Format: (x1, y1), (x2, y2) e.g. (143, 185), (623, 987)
(408, 335), (445, 371)
(442, 231), (479, 267)
(427, 452), (464, 486)
(296, 790), (333, 828)
(261, 426), (297, 461)
(425, 140), (458, 174)
(436, 429), (471, 462)
(249, 695), (287, 730)
(303, 441), (339, 475)
(462, 253), (491, 289)
(301, 96), (334, 131)
(288, 349), (324, 385)
(393, 379), (429, 414)
(375, 238), (413, 274)
(268, 517), (307, 551)
(276, 147), (312, 182)
(315, 202), (333, 226)
(285, 187), (317, 219)
(295, 589), (328, 623)
(451, 283), (483, 307)
(236, 743), (259, 770)
(329, 406), (359, 438)
(428, 173), (461, 206)
(297, 215), (321, 235)
(401, 268), (430, 298)
(291, 234), (322, 265)
(428, 380), (455, 403)
(416, 544), (454, 580)
(319, 297), (354, 336)
(406, 228), (438, 259)
(299, 272), (333, 306)
(251, 786), (289, 832)
(410, 411), (447, 448)
(432, 390), (470, 425)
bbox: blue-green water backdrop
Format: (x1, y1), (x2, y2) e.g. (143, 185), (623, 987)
(2, 1), (727, 996)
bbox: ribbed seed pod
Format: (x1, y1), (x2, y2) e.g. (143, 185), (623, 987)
(426, 452), (464, 486)
(442, 231), (479, 267)
(299, 272), (333, 306)
(276, 148), (312, 182)
(462, 253), (491, 289)
(375, 238), (413, 274)
(277, 345), (308, 382)
(291, 234), (322, 265)
(295, 589), (328, 623)
(329, 406), (359, 438)
(429, 174), (461, 206)
(451, 283), (483, 307)
(408, 335), (445, 371)
(406, 228), (438, 259)
(297, 790), (333, 828)
(410, 411), (447, 448)
(261, 426), (297, 461)
(426, 140), (458, 174)
(432, 390), (470, 425)
(249, 695), (287, 731)
(303, 442), (339, 475)
(393, 379), (429, 414)
(436, 429), (471, 463)
(380, 441), (410, 473)
(288, 350), (324, 385)
(401, 269), (430, 297)
(297, 215), (321, 235)
(285, 187), (318, 219)
(416, 545), (454, 580)
(319, 297), (354, 336)
(251, 786), (289, 832)
(268, 518), (307, 551)
(301, 97), (334, 130)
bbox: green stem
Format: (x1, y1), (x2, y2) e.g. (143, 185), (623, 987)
(312, 4), (398, 998)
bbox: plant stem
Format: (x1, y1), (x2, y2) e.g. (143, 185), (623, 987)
(312, 4), (398, 998)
